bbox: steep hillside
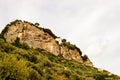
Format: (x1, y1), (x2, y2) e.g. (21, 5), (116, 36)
(0, 37), (120, 80)
(1, 20), (92, 66)
(0, 20), (120, 80)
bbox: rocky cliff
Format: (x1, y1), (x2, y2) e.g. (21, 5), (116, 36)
(1, 20), (93, 66)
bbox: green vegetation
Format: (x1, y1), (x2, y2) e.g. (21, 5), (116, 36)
(82, 55), (89, 62)
(35, 26), (57, 39)
(42, 28), (57, 39)
(1, 20), (22, 36)
(0, 36), (119, 80)
(12, 37), (30, 50)
(61, 41), (82, 55)
(34, 23), (40, 27)
(0, 20), (120, 79)
(0, 54), (29, 80)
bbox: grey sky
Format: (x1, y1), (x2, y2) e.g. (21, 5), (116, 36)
(0, 0), (120, 75)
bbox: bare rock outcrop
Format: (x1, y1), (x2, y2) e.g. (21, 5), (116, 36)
(1, 20), (93, 66)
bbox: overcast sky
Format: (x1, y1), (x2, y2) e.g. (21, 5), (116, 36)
(0, 0), (120, 75)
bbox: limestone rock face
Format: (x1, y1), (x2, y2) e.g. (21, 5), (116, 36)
(3, 21), (60, 56)
(60, 45), (83, 63)
(2, 20), (93, 66)
(84, 58), (93, 66)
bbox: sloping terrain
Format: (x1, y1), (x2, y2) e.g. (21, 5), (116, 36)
(2, 20), (92, 66)
(0, 36), (120, 80)
(0, 20), (120, 80)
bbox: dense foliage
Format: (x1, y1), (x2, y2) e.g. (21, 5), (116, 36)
(0, 36), (119, 80)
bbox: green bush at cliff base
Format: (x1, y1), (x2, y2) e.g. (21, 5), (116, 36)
(0, 54), (30, 80)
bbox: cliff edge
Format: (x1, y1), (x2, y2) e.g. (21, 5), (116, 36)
(1, 20), (93, 66)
